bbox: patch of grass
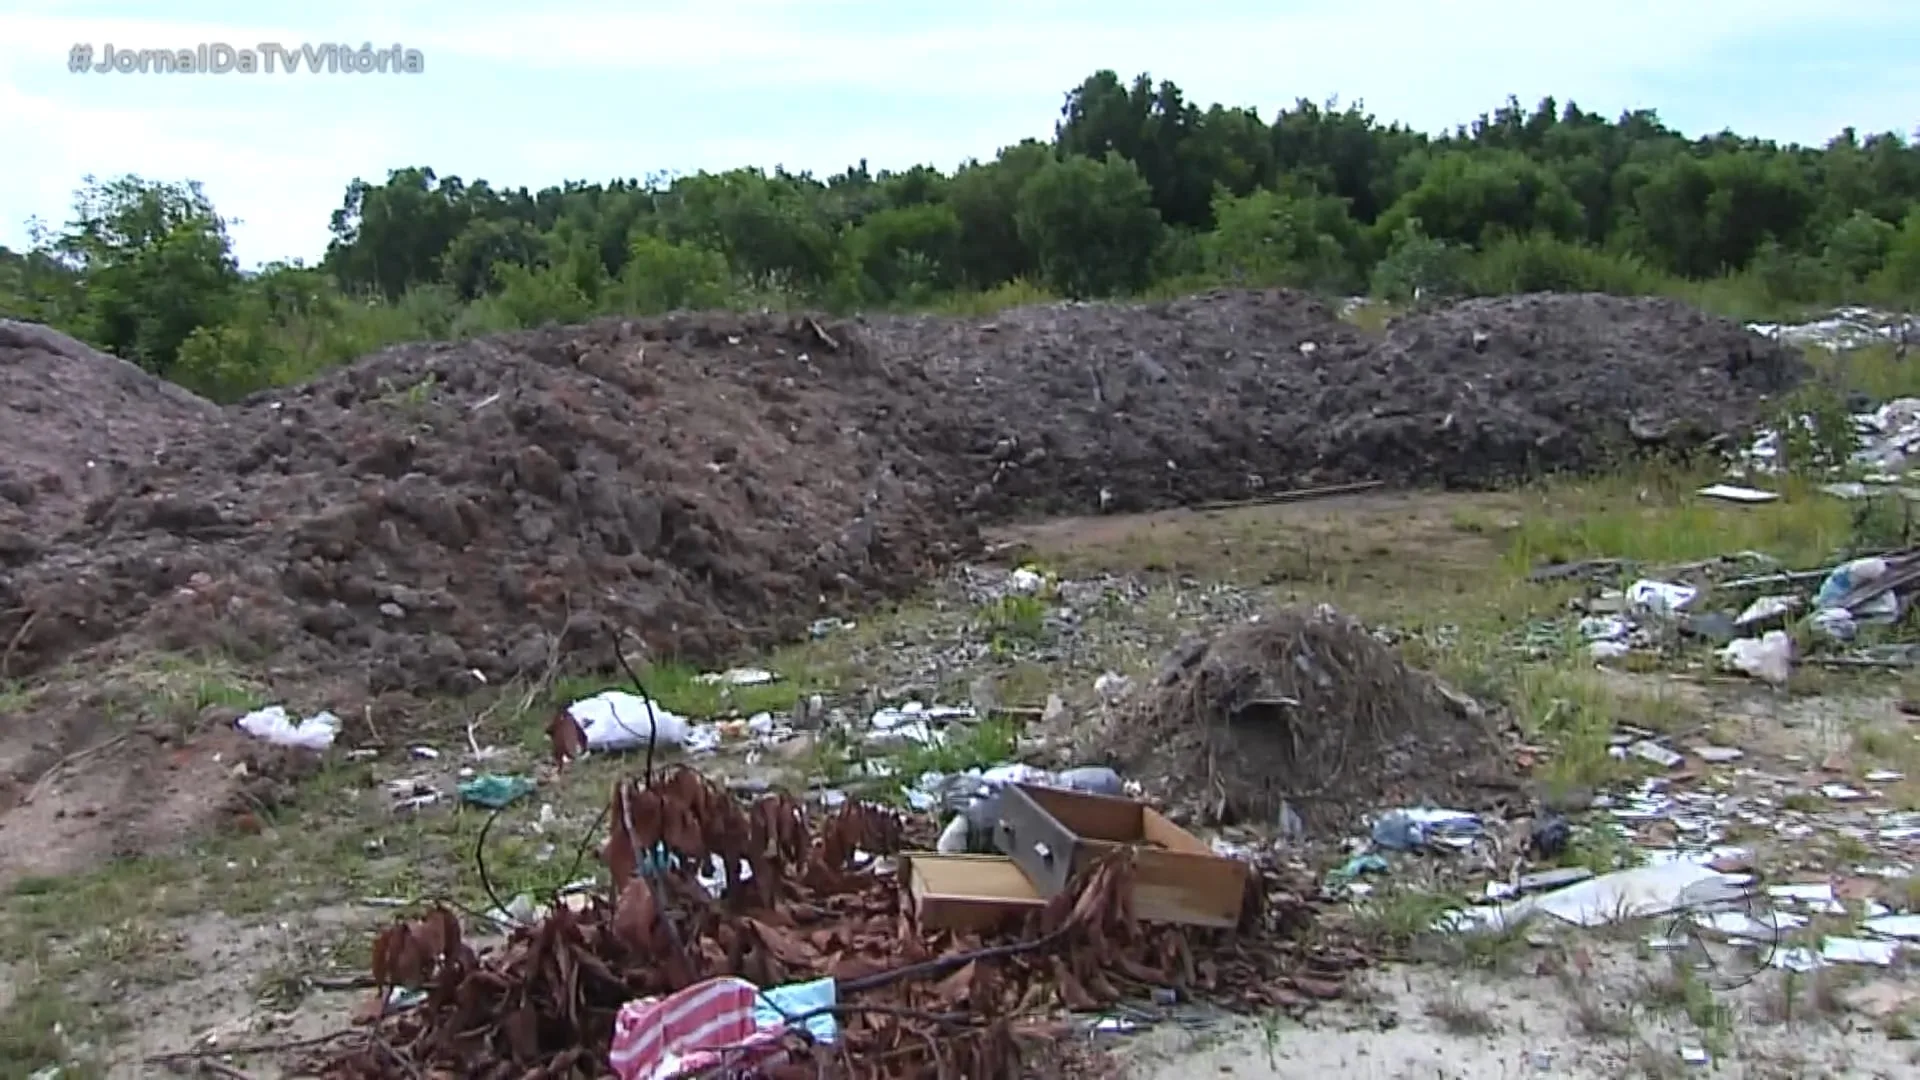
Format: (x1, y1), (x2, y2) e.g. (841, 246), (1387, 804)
(1501, 469), (1850, 573)
(979, 594), (1048, 646)
(883, 716), (1021, 781)
(1423, 987), (1500, 1035)
(0, 976), (110, 1080)
(1819, 344), (1920, 402)
(1349, 887), (1464, 951)
(1639, 959), (1733, 1039)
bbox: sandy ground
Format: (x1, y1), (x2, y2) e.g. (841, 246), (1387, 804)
(1128, 952), (1920, 1080)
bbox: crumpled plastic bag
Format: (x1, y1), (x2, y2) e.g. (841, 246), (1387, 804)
(236, 705), (340, 750)
(1721, 630), (1793, 686)
(566, 691), (690, 752)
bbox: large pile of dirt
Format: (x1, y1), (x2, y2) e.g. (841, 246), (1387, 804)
(865, 290), (1806, 515)
(0, 291), (1805, 696)
(0, 320), (220, 546)
(1104, 607), (1515, 831)
(0, 314), (961, 693)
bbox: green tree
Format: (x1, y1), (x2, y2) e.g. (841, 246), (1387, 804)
(1014, 152), (1165, 298)
(1204, 186), (1358, 290)
(54, 175), (240, 375)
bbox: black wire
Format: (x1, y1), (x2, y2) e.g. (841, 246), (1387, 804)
(607, 626), (660, 786)
(471, 628), (661, 921)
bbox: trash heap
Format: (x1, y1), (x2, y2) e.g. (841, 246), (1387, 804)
(313, 764), (1354, 1079)
(1561, 546), (1920, 683)
(1107, 606), (1511, 831)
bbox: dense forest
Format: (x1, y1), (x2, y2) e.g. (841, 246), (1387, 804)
(4, 70), (1919, 402)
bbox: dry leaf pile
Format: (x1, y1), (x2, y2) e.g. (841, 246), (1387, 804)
(315, 766), (1360, 1079)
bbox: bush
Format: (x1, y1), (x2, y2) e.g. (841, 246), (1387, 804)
(1463, 233), (1670, 296)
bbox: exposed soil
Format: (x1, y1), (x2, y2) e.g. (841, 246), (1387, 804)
(0, 320), (220, 549)
(865, 290), (1806, 515)
(1105, 608), (1515, 831)
(0, 292), (1802, 875)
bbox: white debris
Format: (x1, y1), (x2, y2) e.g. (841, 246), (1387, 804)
(1822, 937), (1900, 966)
(1697, 483), (1779, 503)
(1693, 746), (1744, 764)
(1734, 595), (1800, 626)
(1627, 579), (1698, 615)
(1630, 741), (1684, 769)
(236, 706), (341, 751)
(1007, 567), (1047, 594)
(564, 691), (690, 752)
(695, 667), (778, 686)
(1864, 914), (1920, 940)
(1720, 631), (1793, 686)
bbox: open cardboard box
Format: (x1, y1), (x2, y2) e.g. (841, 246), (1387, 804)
(992, 783), (1247, 928)
(901, 853), (1046, 933)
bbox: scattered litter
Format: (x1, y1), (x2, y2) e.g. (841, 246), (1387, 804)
(1630, 740), (1685, 769)
(1329, 853), (1390, 885)
(695, 667), (778, 687)
(1628, 579), (1698, 615)
(1864, 914), (1920, 940)
(1820, 783), (1868, 801)
(1734, 595), (1799, 626)
(1371, 808), (1482, 852)
(458, 774), (535, 809)
(1692, 746), (1744, 764)
(562, 691), (691, 754)
(1720, 631), (1793, 685)
(866, 701), (973, 747)
(1697, 483), (1778, 504)
(1459, 858), (1753, 932)
(1821, 936), (1900, 966)
(753, 976), (838, 1043)
(1680, 1045), (1711, 1066)
(1865, 769), (1905, 783)
(236, 705), (341, 751)
(1771, 946), (1822, 972)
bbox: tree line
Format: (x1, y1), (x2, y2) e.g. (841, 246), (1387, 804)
(4, 69), (1919, 402)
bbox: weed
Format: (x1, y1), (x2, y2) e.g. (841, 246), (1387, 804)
(1424, 988), (1500, 1035)
(980, 594), (1048, 646)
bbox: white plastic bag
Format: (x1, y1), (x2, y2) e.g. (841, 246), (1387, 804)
(1720, 631), (1793, 686)
(566, 691), (690, 752)
(236, 705), (340, 751)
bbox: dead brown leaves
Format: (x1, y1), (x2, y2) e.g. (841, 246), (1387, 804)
(319, 766), (1356, 1079)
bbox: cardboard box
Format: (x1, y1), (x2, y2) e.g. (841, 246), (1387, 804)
(991, 784), (1247, 928)
(902, 853), (1046, 933)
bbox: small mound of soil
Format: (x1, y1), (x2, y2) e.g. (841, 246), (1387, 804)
(1109, 607), (1512, 832)
(0, 320), (219, 546)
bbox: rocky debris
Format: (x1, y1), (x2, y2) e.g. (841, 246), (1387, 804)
(0, 320), (220, 547)
(0, 292), (1803, 697)
(1105, 606), (1512, 832)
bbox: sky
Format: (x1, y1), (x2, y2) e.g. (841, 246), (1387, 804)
(2, 0), (1917, 269)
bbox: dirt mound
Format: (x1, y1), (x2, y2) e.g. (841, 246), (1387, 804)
(0, 320), (220, 546)
(1106, 607), (1512, 832)
(0, 291), (1803, 697)
(0, 313), (963, 692)
(865, 289), (1806, 516)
